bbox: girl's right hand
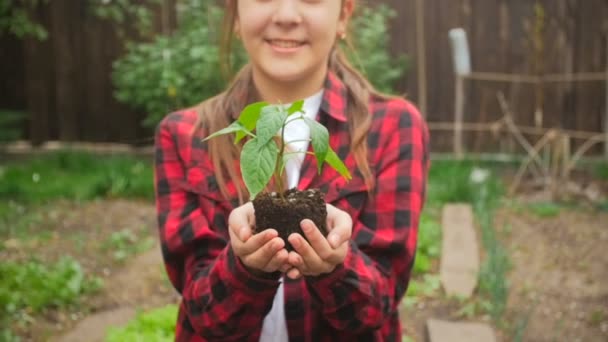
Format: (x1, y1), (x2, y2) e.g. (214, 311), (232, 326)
(228, 202), (289, 276)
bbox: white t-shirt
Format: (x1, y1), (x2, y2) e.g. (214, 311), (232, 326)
(259, 89), (324, 342)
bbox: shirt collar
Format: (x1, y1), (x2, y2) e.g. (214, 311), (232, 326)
(319, 71), (348, 123)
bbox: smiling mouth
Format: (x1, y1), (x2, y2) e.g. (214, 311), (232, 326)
(267, 39), (305, 48)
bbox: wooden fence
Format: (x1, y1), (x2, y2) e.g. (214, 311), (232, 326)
(1, 0), (607, 153)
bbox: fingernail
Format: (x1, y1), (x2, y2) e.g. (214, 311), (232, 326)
(300, 220), (310, 232)
(291, 237), (300, 249)
(328, 234), (339, 247)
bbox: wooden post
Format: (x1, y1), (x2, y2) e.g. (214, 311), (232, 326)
(415, 0), (427, 116)
(449, 28), (471, 159)
(454, 75), (465, 158)
(605, 35), (608, 159)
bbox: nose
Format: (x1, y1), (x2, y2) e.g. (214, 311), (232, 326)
(272, 0), (302, 26)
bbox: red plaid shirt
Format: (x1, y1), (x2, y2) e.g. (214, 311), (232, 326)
(154, 72), (430, 341)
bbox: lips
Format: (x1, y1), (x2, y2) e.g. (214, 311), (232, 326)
(267, 39), (305, 48)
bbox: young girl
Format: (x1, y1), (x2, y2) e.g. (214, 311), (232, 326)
(154, 0), (430, 341)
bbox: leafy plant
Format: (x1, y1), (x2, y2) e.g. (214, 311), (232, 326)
(89, 0), (161, 39)
(112, 0), (238, 128)
(105, 304), (178, 342)
(102, 228), (155, 263)
(0, 257), (102, 325)
(412, 212), (441, 274)
(0, 0), (48, 40)
(203, 101), (351, 199)
(527, 201), (561, 217)
(346, 4), (408, 94)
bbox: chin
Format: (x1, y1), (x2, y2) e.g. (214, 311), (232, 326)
(266, 70), (309, 84)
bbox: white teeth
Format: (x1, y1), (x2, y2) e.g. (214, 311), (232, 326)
(270, 40), (301, 48)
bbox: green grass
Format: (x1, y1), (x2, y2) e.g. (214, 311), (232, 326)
(426, 159), (504, 208)
(527, 202), (561, 217)
(0, 150), (154, 204)
(102, 228), (155, 263)
(105, 304), (178, 342)
(0, 257), (103, 328)
(0, 151), (154, 237)
(412, 212), (441, 274)
(594, 162), (608, 181)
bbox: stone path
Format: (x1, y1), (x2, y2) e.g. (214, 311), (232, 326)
(427, 319), (496, 342)
(426, 204), (495, 342)
(53, 246), (178, 342)
(439, 203), (479, 297)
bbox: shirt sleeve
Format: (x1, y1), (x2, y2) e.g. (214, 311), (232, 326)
(306, 102), (430, 332)
(154, 113), (282, 340)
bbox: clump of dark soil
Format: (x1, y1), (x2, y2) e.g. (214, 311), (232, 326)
(252, 188), (327, 250)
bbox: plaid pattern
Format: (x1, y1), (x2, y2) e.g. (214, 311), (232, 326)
(154, 72), (430, 341)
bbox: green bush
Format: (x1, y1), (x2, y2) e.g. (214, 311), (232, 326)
(105, 304), (178, 342)
(0, 257), (102, 323)
(112, 1), (408, 129)
(346, 4), (408, 94)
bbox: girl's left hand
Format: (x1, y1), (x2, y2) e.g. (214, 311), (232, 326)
(285, 204), (352, 279)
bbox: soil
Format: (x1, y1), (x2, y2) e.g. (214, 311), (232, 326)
(401, 196), (608, 342)
(498, 201), (608, 342)
(4, 194), (607, 341)
(253, 188), (327, 251)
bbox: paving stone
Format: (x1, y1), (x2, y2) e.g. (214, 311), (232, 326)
(426, 319), (496, 342)
(56, 307), (136, 342)
(439, 203), (479, 297)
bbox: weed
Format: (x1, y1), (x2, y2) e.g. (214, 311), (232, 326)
(412, 212), (441, 274)
(0, 257), (103, 329)
(471, 167), (510, 325)
(102, 228), (155, 263)
(527, 202), (561, 217)
(594, 162), (608, 180)
(105, 304), (178, 342)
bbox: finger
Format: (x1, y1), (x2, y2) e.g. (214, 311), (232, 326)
(229, 202), (255, 232)
(279, 264), (292, 273)
(263, 249), (289, 273)
(326, 204), (353, 249)
(242, 236), (284, 269)
(288, 233), (325, 271)
(287, 267), (302, 280)
(287, 251), (305, 268)
(236, 229), (278, 257)
(300, 219), (333, 260)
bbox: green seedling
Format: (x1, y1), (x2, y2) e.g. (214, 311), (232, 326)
(204, 101), (351, 199)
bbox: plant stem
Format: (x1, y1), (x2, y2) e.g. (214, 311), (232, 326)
(274, 118), (288, 200)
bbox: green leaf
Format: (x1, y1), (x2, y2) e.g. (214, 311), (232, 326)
(287, 100), (304, 115)
(202, 121), (250, 141)
(303, 117), (329, 173)
(235, 101), (268, 143)
(325, 147), (352, 180)
(256, 105), (288, 147)
(240, 138), (278, 199)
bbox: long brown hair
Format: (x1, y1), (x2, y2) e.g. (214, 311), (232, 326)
(196, 0), (394, 203)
